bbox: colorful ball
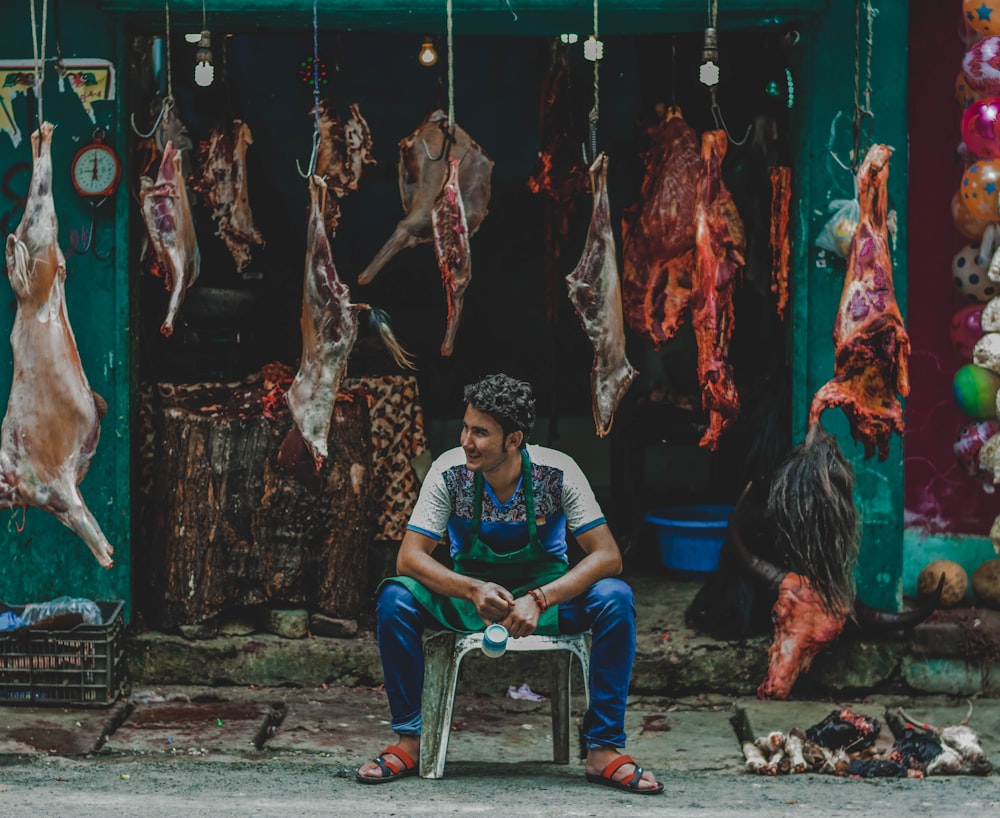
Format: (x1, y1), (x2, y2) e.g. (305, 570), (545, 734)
(954, 419), (999, 475)
(961, 159), (1000, 219)
(953, 362), (1000, 417)
(957, 71), (983, 109)
(951, 304), (987, 358)
(952, 190), (993, 239)
(964, 36), (1000, 95)
(965, 0), (1000, 37)
(964, 97), (1000, 158)
(952, 242), (999, 301)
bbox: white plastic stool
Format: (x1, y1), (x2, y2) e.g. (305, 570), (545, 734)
(419, 630), (591, 779)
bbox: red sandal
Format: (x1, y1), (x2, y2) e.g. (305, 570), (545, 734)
(356, 744), (418, 784)
(585, 754), (664, 794)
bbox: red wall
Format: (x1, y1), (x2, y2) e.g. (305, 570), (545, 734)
(905, 0), (1000, 534)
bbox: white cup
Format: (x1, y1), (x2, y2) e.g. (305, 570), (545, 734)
(481, 623), (509, 658)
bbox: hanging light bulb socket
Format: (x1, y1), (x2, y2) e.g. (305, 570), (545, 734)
(583, 35), (603, 62)
(699, 27), (720, 88)
(418, 37), (438, 67)
(194, 30), (214, 87)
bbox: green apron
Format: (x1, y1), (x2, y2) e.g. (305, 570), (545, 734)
(386, 449), (567, 635)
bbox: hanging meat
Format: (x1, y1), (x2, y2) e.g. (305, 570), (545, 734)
(769, 166), (792, 320)
(0, 122), (114, 568)
(621, 110), (701, 348)
(192, 120), (264, 272)
(432, 154), (471, 356)
(357, 110), (493, 338)
(566, 153), (637, 436)
(140, 140), (201, 337)
(312, 100), (376, 234)
(808, 144), (910, 461)
(285, 176), (414, 473)
(692, 130), (746, 451)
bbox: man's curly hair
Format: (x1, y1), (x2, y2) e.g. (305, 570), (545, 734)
(463, 374), (535, 447)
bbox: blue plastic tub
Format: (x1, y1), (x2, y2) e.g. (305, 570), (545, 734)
(644, 505), (733, 578)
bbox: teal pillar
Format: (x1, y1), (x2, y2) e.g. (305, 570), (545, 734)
(791, 0), (909, 610)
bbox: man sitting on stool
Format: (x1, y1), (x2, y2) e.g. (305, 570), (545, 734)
(356, 373), (662, 794)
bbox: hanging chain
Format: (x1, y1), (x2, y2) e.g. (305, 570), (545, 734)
(447, 0), (455, 128)
(587, 0), (600, 162)
(164, 0), (173, 100)
(29, 0), (48, 127)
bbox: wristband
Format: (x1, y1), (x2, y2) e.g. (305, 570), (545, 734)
(528, 588), (547, 613)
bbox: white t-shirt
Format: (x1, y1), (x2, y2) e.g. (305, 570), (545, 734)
(406, 444), (607, 560)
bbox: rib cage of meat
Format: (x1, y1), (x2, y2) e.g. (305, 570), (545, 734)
(808, 144), (910, 461)
(432, 155), (471, 357)
(357, 110), (493, 289)
(285, 176), (363, 470)
(140, 141), (201, 337)
(192, 120), (264, 272)
(621, 111), (701, 348)
(692, 130), (746, 451)
(0, 123), (114, 568)
(566, 153), (637, 436)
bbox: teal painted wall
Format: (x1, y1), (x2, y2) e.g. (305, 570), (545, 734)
(791, 0), (909, 610)
(0, 5), (131, 613)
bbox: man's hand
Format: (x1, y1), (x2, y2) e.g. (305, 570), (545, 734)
(500, 595), (540, 638)
(472, 582), (515, 624)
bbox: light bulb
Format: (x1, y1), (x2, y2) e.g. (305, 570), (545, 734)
(184, 32), (202, 44)
(194, 61), (215, 87)
(559, 33), (578, 44)
(418, 39), (438, 67)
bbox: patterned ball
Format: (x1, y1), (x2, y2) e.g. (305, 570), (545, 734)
(964, 36), (1000, 95)
(918, 560), (968, 607)
(953, 362), (1000, 417)
(957, 71), (983, 110)
(952, 242), (999, 302)
(952, 191), (992, 239)
(965, 0), (1000, 37)
(951, 304), (987, 359)
(961, 159), (1000, 219)
(964, 96), (1000, 158)
(954, 419), (999, 475)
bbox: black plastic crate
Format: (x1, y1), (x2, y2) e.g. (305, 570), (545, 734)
(0, 600), (125, 706)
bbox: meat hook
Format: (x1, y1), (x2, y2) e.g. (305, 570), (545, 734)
(296, 129), (321, 178)
(422, 122), (455, 161)
(130, 95), (171, 139)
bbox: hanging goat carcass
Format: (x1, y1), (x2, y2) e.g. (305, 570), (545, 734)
(1, 123), (114, 567)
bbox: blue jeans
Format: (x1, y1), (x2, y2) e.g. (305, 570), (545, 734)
(375, 577), (637, 749)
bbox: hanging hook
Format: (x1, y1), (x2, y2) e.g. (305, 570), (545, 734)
(296, 128), (321, 178)
(77, 199), (112, 261)
(709, 91), (753, 147)
(131, 95), (171, 138)
(422, 121), (454, 161)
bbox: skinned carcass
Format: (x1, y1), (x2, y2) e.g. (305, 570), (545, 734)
(140, 140), (201, 337)
(621, 109), (700, 348)
(431, 154), (471, 357)
(312, 100), (376, 234)
(284, 176), (414, 474)
(723, 424), (940, 699)
(809, 144), (910, 461)
(357, 110), (492, 355)
(565, 153), (637, 436)
(1, 122), (114, 568)
(692, 129), (746, 451)
(191, 120), (265, 272)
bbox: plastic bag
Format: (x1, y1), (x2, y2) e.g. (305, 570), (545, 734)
(19, 596), (102, 627)
(816, 194), (860, 258)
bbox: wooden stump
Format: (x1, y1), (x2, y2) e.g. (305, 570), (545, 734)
(136, 375), (375, 629)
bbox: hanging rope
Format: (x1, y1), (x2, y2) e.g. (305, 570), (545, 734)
(296, 0), (322, 177)
(29, 0), (48, 128)
(446, 0), (455, 128)
(164, 0), (173, 101)
(851, 0), (875, 172)
(588, 0), (599, 162)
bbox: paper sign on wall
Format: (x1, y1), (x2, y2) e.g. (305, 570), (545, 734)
(0, 59), (115, 148)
